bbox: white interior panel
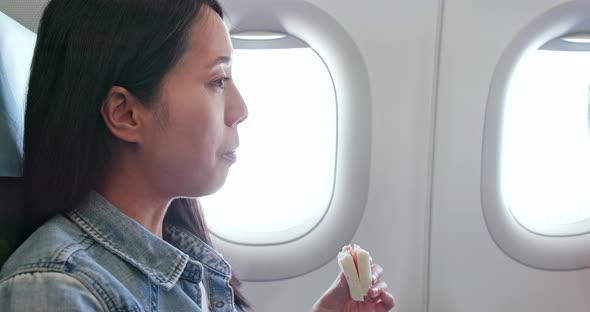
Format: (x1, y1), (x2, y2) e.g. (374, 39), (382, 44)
(0, 0), (44, 32)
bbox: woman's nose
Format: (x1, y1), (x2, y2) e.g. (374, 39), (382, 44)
(227, 85), (248, 128)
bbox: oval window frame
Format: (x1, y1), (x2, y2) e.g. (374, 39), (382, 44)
(207, 0), (372, 281)
(483, 0), (590, 270)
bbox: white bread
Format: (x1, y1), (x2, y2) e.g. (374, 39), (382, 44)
(338, 244), (372, 302)
(357, 248), (372, 295)
(338, 252), (363, 301)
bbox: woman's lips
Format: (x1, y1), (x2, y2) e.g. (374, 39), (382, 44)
(222, 150), (237, 163)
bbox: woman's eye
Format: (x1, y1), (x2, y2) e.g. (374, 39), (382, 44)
(212, 77), (230, 89)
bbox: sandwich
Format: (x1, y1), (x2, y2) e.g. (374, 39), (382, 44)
(337, 244), (372, 301)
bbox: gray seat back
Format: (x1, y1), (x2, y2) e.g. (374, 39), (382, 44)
(0, 11), (36, 265)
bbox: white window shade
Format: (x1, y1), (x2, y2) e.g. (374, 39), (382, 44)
(502, 49), (590, 235)
(201, 47), (337, 245)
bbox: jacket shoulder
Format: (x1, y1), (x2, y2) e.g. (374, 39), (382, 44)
(0, 271), (106, 311)
(0, 216), (143, 311)
(0, 215), (92, 277)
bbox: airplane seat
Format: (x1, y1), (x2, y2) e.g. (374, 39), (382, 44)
(0, 178), (23, 266)
(0, 11), (36, 266)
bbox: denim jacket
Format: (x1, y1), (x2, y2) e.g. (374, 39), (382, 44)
(0, 191), (240, 311)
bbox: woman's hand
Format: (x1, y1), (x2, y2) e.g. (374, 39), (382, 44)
(312, 263), (395, 312)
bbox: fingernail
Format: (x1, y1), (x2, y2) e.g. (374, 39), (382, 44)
(370, 288), (378, 298)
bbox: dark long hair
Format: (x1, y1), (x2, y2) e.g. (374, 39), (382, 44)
(22, 0), (250, 309)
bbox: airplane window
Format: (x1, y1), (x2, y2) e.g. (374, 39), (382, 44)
(202, 2), (370, 280)
(201, 38), (337, 245)
(502, 48), (590, 236)
(482, 0), (590, 271)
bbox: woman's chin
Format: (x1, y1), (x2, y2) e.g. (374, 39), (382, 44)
(186, 175), (228, 198)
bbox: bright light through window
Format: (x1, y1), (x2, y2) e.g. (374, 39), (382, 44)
(201, 47), (337, 244)
(503, 49), (590, 231)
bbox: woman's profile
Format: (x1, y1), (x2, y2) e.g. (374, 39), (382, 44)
(0, 0), (395, 311)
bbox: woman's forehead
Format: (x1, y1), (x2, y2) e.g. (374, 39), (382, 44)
(185, 6), (232, 66)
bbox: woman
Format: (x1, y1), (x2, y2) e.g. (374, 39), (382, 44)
(0, 0), (395, 311)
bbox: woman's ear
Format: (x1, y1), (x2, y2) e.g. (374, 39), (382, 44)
(100, 86), (145, 144)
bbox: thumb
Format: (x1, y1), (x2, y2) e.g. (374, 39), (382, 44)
(329, 272), (348, 296)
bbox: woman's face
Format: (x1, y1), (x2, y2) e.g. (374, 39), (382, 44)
(140, 7), (247, 198)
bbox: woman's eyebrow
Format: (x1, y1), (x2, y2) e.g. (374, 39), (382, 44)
(209, 56), (232, 68)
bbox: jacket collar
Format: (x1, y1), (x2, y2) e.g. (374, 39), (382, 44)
(67, 191), (190, 290)
(164, 224), (231, 277)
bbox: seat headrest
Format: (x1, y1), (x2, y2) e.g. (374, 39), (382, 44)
(0, 11), (36, 177)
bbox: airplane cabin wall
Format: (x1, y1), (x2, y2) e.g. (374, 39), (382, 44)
(430, 0), (590, 311)
(0, 0), (43, 31)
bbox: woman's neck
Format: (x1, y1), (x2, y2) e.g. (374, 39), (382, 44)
(95, 158), (171, 239)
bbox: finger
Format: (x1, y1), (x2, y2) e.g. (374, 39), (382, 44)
(365, 295), (382, 305)
(369, 281), (389, 299)
(371, 263), (384, 283)
(377, 291), (395, 311)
